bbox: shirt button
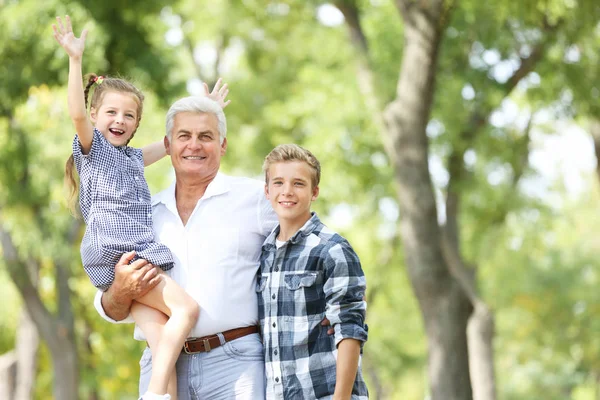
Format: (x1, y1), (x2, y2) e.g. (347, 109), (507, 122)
(274, 349), (278, 355)
(272, 322), (276, 328)
(272, 294), (276, 300)
(274, 267), (279, 272)
(275, 377), (279, 383)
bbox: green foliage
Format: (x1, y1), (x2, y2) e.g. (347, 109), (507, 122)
(2, 0), (600, 398)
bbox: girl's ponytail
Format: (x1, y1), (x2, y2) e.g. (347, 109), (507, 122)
(83, 73), (97, 109)
(64, 154), (80, 217)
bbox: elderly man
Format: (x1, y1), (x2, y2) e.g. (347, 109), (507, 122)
(94, 96), (278, 399)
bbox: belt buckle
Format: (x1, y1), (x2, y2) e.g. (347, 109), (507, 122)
(203, 338), (211, 352)
(183, 338), (197, 355)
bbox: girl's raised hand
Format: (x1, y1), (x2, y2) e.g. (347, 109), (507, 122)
(203, 78), (231, 109)
(52, 15), (88, 59)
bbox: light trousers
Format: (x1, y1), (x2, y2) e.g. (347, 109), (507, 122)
(139, 333), (265, 399)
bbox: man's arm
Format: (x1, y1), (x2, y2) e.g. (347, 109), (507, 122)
(333, 338), (361, 400)
(96, 251), (162, 321)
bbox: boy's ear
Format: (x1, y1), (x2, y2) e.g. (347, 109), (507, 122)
(90, 107), (97, 123)
(312, 186), (319, 201)
(264, 183), (270, 199)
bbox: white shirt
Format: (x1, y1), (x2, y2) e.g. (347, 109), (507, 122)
(94, 172), (278, 340)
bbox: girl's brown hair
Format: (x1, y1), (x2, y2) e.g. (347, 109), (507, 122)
(65, 74), (145, 216)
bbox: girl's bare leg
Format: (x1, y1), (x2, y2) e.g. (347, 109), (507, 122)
(132, 271), (199, 399)
(131, 302), (177, 399)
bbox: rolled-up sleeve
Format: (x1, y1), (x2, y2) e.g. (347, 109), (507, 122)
(93, 290), (134, 324)
(323, 241), (368, 346)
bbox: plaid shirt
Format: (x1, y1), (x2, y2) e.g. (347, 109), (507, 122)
(257, 213), (368, 399)
(73, 129), (173, 290)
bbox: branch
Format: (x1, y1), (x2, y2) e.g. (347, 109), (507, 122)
(440, 227), (485, 309)
(503, 17), (562, 94)
(183, 33), (206, 83)
(0, 215), (56, 341)
(334, 0), (369, 56)
(444, 17), (558, 248)
(335, 1), (388, 149)
(589, 120), (600, 187)
(366, 232), (401, 306)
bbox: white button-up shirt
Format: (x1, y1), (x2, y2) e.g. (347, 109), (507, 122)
(94, 172), (278, 340)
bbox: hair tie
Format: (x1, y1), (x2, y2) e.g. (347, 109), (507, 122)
(94, 76), (105, 85)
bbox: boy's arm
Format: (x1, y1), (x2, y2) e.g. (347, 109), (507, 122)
(333, 338), (361, 400)
(323, 241), (368, 345)
(142, 140), (167, 167)
(53, 16), (94, 153)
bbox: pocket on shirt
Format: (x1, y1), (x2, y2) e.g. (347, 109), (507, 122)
(283, 271), (324, 322)
(284, 272), (317, 290)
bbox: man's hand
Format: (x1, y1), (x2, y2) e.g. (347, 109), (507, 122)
(101, 251), (161, 321)
(321, 317), (334, 336)
(112, 251), (162, 300)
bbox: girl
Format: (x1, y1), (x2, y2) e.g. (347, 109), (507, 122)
(52, 15), (229, 400)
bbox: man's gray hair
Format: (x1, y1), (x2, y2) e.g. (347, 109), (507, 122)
(165, 96), (227, 143)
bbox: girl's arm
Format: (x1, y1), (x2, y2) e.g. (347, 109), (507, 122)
(142, 140), (167, 167)
(53, 15), (94, 154)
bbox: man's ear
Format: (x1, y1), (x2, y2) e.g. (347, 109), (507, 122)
(164, 136), (171, 155)
(264, 183), (270, 199)
(312, 186), (319, 201)
(220, 137), (228, 155)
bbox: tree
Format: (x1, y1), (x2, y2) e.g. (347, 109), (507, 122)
(332, 0), (600, 398)
(0, 1), (182, 398)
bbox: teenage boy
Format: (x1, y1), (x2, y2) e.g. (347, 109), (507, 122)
(258, 144), (369, 399)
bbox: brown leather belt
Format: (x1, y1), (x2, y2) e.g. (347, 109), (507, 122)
(182, 326), (259, 354)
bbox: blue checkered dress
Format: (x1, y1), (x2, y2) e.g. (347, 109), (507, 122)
(73, 129), (173, 291)
(257, 213), (369, 399)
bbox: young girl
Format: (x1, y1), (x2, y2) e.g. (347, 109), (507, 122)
(52, 15), (229, 400)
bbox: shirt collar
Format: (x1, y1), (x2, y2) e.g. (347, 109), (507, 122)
(151, 172), (230, 207)
(263, 212), (321, 251)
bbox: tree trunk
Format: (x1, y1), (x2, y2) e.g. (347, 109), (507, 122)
(0, 351), (16, 399)
(14, 309), (39, 400)
(382, 1), (473, 398)
(467, 305), (496, 400)
(0, 219), (79, 400)
(590, 120), (600, 185)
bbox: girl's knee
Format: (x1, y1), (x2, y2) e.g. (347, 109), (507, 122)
(172, 298), (199, 323)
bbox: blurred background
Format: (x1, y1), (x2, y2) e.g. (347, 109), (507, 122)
(0, 0), (599, 399)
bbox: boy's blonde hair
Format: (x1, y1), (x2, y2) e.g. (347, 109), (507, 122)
(263, 144), (321, 188)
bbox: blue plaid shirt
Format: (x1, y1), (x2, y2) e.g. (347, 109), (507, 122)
(73, 129), (173, 290)
(257, 213), (368, 399)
